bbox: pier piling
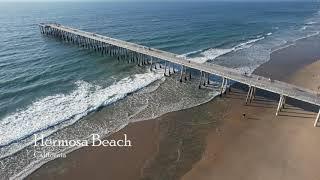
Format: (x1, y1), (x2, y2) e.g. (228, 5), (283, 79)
(249, 87), (256, 103)
(164, 62), (167, 76)
(184, 67), (187, 81)
(150, 57), (153, 71)
(282, 96), (286, 109)
(180, 65), (184, 82)
(220, 77), (226, 97)
(314, 109), (320, 127)
(276, 95), (285, 116)
(224, 79), (228, 95)
(199, 71), (203, 89)
(245, 86), (253, 104)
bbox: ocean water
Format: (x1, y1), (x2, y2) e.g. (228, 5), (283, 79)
(1, 1), (320, 179)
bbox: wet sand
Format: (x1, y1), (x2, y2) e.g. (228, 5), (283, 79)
(27, 35), (320, 180)
(28, 119), (160, 180)
(256, 34), (320, 81)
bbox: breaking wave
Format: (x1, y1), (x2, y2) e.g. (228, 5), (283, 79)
(179, 35), (267, 63)
(0, 70), (164, 152)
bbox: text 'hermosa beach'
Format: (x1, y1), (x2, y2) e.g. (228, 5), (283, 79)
(34, 134), (132, 147)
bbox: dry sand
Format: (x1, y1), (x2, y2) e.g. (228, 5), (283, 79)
(182, 76), (320, 180)
(182, 62), (320, 180)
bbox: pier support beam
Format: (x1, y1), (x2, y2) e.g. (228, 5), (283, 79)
(249, 87), (256, 103)
(199, 71), (203, 89)
(282, 96), (286, 109)
(150, 57), (153, 71)
(245, 86), (253, 104)
(220, 77), (226, 97)
(224, 79), (228, 95)
(314, 109), (320, 127)
(276, 95), (285, 116)
(184, 67), (187, 81)
(246, 86), (257, 104)
(180, 65), (184, 82)
(164, 62), (167, 76)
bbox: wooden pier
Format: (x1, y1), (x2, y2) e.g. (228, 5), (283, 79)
(39, 23), (320, 127)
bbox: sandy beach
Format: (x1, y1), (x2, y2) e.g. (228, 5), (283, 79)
(182, 63), (320, 180)
(27, 35), (320, 180)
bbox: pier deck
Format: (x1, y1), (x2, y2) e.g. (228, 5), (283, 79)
(39, 23), (320, 126)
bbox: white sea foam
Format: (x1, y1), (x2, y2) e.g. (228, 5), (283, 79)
(295, 31), (320, 42)
(235, 64), (260, 75)
(183, 49), (203, 56)
(0, 70), (164, 148)
(180, 48), (233, 63)
(306, 21), (317, 25)
(302, 21), (318, 31)
(179, 36), (265, 63)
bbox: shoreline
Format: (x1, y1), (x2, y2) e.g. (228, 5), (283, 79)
(26, 33), (320, 179)
(254, 33), (320, 81)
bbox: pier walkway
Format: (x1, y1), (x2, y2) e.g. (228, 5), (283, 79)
(39, 23), (320, 127)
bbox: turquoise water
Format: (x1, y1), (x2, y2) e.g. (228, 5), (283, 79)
(0, 2), (320, 179)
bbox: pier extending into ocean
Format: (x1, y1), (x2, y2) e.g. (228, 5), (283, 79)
(39, 23), (320, 127)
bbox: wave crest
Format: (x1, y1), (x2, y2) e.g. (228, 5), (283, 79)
(179, 36), (266, 63)
(0, 71), (164, 148)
